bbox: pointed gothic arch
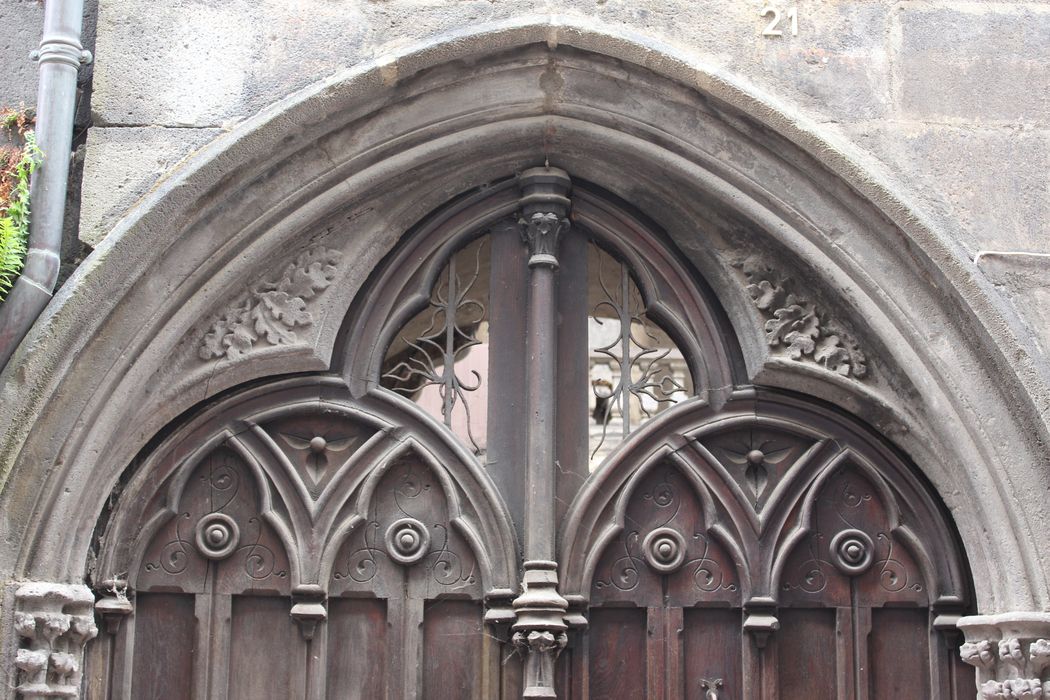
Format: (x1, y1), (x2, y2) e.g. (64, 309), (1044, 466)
(0, 19), (1046, 699)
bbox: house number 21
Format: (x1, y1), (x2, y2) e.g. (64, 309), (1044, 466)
(759, 6), (799, 36)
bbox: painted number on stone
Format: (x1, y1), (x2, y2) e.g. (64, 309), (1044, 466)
(759, 6), (798, 36)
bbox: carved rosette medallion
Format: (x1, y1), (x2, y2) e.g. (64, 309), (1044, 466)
(829, 528), (874, 576)
(643, 527), (687, 573)
(194, 512), (240, 560)
(384, 517), (431, 565)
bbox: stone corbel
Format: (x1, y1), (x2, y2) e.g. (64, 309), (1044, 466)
(12, 582), (98, 699)
(958, 612), (1050, 699)
(94, 579), (133, 636)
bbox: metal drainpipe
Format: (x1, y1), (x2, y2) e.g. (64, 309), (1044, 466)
(0, 0), (91, 369)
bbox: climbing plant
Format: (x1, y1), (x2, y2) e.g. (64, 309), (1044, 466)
(0, 108), (41, 302)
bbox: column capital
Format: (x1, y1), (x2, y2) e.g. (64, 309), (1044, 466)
(11, 582), (98, 699)
(958, 612), (1050, 698)
(518, 167), (572, 269)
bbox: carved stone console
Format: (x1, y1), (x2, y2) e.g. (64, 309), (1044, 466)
(958, 612), (1050, 699)
(11, 583), (98, 699)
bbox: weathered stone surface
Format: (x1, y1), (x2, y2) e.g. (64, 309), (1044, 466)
(897, 4), (1050, 123)
(91, 1), (896, 127)
(844, 122), (1050, 255)
(0, 0), (42, 111)
(79, 126), (223, 246)
(978, 252), (1050, 359)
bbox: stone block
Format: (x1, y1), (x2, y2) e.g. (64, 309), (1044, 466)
(90, 0), (895, 127)
(897, 4), (1050, 123)
(0, 0), (43, 111)
(79, 126), (222, 246)
(846, 122), (1050, 254)
(977, 252), (1050, 360)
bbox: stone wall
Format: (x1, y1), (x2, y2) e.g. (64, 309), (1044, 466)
(24, 0), (1037, 358)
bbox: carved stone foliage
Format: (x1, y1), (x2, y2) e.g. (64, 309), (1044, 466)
(778, 462), (927, 607)
(136, 448), (291, 595)
(198, 245), (341, 361)
(329, 457), (481, 600)
(590, 464), (740, 608)
(734, 256), (868, 379)
(12, 583), (98, 699)
(958, 614), (1050, 700)
(519, 211), (569, 268)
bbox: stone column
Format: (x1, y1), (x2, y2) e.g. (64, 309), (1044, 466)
(11, 582), (98, 699)
(958, 612), (1050, 699)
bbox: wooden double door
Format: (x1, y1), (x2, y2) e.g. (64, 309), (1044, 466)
(88, 171), (975, 698)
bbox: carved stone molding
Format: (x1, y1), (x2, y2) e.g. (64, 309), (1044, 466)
(198, 245), (341, 361)
(11, 582), (98, 699)
(958, 612), (1050, 698)
(733, 256), (868, 379)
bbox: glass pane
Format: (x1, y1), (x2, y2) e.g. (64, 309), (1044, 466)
(380, 237), (490, 456)
(588, 243), (692, 469)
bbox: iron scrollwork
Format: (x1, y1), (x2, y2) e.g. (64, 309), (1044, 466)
(590, 246), (687, 459)
(382, 241), (487, 454)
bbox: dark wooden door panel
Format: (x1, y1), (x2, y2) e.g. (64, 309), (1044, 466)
(91, 176), (976, 700)
(326, 598), (387, 700)
(423, 600), (486, 700)
(683, 608), (742, 700)
(869, 608), (929, 700)
(588, 608), (647, 699)
(228, 596), (300, 700)
(130, 593), (195, 700)
(778, 609), (838, 700)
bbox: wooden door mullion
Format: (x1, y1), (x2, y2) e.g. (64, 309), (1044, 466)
(646, 606), (683, 700)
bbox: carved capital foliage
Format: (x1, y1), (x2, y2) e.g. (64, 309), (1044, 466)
(198, 245), (341, 361)
(958, 613), (1050, 697)
(518, 212), (569, 268)
(733, 256), (868, 379)
(517, 166), (572, 269)
(12, 583), (98, 699)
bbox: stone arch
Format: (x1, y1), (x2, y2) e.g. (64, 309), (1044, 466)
(0, 18), (1044, 621)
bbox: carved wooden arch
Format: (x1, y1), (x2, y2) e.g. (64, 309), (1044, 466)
(93, 374), (520, 601)
(559, 387), (970, 610)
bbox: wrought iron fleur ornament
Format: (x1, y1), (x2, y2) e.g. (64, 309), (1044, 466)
(519, 211), (569, 268)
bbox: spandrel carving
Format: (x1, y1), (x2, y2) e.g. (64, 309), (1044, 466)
(198, 244), (341, 361)
(734, 256), (868, 379)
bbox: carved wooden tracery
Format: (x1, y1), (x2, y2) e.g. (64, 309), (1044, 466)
(86, 170), (975, 699)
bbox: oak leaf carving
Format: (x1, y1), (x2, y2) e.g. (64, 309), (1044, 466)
(198, 246), (342, 361)
(735, 256), (868, 380)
